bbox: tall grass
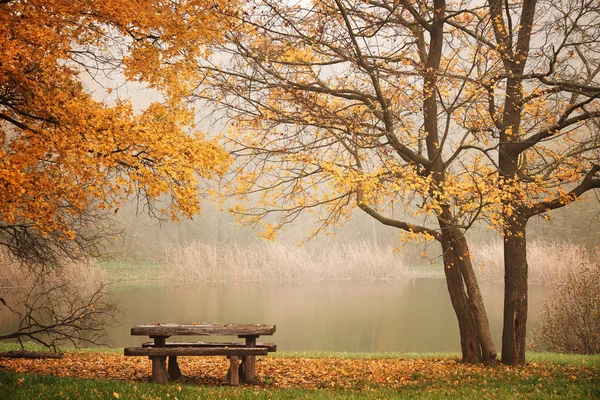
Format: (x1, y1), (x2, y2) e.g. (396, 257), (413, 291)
(166, 241), (410, 284)
(471, 240), (595, 285)
(0, 251), (107, 291)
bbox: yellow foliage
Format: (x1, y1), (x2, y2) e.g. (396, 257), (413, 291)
(204, 0), (599, 244)
(0, 0), (234, 242)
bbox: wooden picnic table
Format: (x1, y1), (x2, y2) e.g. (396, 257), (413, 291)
(124, 323), (276, 385)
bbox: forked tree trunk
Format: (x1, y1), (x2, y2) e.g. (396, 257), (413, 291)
(440, 240), (481, 364)
(439, 219), (498, 365)
(450, 230), (498, 365)
(501, 216), (529, 365)
(415, 0), (497, 366)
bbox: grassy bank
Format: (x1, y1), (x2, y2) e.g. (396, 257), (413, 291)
(0, 349), (598, 399)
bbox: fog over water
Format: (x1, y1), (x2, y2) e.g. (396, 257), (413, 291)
(107, 279), (550, 352)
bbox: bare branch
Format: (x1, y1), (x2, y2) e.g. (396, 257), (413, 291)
(358, 203), (441, 241)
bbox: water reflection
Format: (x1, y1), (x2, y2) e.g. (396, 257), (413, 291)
(102, 279), (550, 352)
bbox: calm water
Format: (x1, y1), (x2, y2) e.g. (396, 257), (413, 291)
(102, 278), (550, 352)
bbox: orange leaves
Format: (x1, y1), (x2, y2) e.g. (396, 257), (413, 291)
(1, 352), (598, 392)
(259, 223), (278, 241)
(0, 0), (234, 245)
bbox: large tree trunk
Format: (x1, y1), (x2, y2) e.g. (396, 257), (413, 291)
(490, 0), (537, 365)
(450, 230), (498, 365)
(438, 220), (498, 365)
(501, 216), (529, 365)
(440, 239), (481, 363)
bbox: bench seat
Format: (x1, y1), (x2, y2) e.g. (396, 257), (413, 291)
(140, 341), (277, 352)
(124, 346), (268, 357)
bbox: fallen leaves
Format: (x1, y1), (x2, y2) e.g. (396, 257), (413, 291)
(0, 352), (598, 392)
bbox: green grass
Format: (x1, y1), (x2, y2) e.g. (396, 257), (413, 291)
(1, 366), (598, 399)
(101, 261), (166, 286)
(0, 342), (124, 355)
(1, 349), (598, 399)
(527, 352), (600, 367)
(0, 373), (391, 400)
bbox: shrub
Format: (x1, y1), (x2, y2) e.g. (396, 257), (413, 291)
(0, 251), (113, 351)
(0, 251), (107, 291)
(535, 260), (600, 354)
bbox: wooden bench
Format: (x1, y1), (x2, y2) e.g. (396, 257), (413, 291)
(140, 341), (277, 352)
(124, 323), (276, 385)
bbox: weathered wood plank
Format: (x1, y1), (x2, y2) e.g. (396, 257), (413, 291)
(131, 323), (275, 337)
(141, 341), (277, 352)
(124, 347), (268, 357)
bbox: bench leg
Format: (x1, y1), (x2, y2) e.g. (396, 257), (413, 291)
(241, 335), (258, 383)
(243, 355), (256, 383)
(168, 356), (182, 380)
(226, 355), (240, 385)
(150, 356), (170, 384)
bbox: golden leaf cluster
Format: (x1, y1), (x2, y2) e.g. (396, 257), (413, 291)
(0, 0), (234, 241)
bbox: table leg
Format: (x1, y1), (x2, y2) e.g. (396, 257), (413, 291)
(168, 356), (182, 380)
(243, 335), (257, 383)
(228, 356), (240, 385)
(150, 356), (170, 384)
(150, 335), (171, 384)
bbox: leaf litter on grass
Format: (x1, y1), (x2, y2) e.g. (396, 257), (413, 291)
(0, 352), (598, 393)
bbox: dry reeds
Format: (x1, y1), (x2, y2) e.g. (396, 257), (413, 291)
(0, 250), (107, 292)
(471, 240), (595, 285)
(165, 241), (409, 284)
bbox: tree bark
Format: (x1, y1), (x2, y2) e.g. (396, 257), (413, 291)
(489, 0), (538, 365)
(438, 218), (498, 365)
(450, 229), (498, 365)
(501, 216), (529, 364)
(440, 238), (482, 364)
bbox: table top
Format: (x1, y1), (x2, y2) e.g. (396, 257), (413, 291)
(130, 323), (276, 337)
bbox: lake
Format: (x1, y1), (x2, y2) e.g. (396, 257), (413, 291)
(104, 278), (550, 352)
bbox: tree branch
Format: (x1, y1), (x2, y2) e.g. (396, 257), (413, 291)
(526, 164), (600, 217)
(358, 203), (441, 241)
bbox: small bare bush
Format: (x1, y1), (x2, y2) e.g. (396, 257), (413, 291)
(166, 241), (409, 284)
(471, 240), (591, 285)
(0, 251), (115, 351)
(0, 278), (119, 351)
(534, 261), (600, 354)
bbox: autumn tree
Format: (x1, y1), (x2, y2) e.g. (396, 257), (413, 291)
(0, 0), (233, 348)
(196, 0), (600, 365)
(488, 0), (600, 364)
